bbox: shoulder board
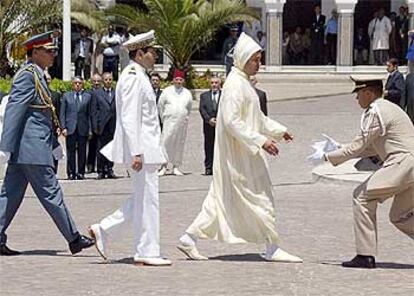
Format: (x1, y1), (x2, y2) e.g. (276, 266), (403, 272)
(13, 64), (35, 82)
(128, 66), (137, 75)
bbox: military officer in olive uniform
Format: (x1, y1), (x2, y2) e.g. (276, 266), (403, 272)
(323, 77), (414, 268)
(0, 32), (94, 256)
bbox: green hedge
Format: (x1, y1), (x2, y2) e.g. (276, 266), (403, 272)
(0, 75), (214, 95)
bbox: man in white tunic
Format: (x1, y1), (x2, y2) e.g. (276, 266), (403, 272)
(177, 33), (302, 263)
(88, 30), (171, 266)
(368, 8), (392, 65)
(157, 70), (192, 176)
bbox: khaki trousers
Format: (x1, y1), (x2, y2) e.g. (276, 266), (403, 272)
(353, 181), (414, 256)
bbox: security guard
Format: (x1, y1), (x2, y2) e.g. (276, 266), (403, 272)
(325, 77), (414, 268)
(0, 32), (94, 256)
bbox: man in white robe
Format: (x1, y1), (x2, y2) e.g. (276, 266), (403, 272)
(157, 70), (192, 176)
(177, 33), (303, 263)
(88, 30), (171, 266)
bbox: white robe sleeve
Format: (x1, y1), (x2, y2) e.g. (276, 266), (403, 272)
(186, 92), (192, 114)
(157, 91), (167, 122)
(259, 113), (287, 141)
(120, 74), (143, 156)
(221, 88), (267, 155)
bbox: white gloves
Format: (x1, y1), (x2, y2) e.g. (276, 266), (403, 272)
(0, 151), (10, 164)
(307, 134), (341, 165)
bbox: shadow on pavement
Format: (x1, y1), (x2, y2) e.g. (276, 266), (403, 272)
(376, 262), (414, 269)
(209, 253), (265, 262)
(319, 260), (414, 269)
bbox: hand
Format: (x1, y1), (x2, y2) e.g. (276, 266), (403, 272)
(62, 129), (68, 137)
(283, 132), (294, 142)
(131, 155), (143, 172)
(262, 139), (279, 156)
(208, 118), (217, 127)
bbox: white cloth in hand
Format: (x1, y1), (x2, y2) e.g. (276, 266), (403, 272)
(0, 151), (10, 164)
(321, 133), (341, 151)
(307, 141), (327, 165)
(307, 134), (340, 165)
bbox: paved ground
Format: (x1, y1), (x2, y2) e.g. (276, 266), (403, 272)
(0, 94), (413, 296)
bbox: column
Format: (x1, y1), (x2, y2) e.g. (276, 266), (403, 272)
(407, 0), (414, 30)
(264, 0), (286, 70)
(335, 0), (357, 71)
(62, 0), (71, 81)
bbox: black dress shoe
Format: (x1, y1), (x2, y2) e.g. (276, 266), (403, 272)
(97, 173), (105, 180)
(76, 174), (85, 180)
(68, 174), (76, 180)
(205, 169), (213, 175)
(342, 255), (376, 269)
(0, 244), (21, 256)
(85, 165), (95, 174)
(106, 171), (117, 179)
(69, 234), (95, 255)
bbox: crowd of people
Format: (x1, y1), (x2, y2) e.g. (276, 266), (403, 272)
(280, 5), (411, 66)
(0, 14), (412, 270)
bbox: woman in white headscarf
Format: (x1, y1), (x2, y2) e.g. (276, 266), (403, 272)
(177, 33), (302, 263)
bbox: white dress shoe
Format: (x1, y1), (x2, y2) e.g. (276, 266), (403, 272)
(133, 257), (172, 266)
(172, 167), (184, 176)
(265, 248), (303, 263)
(88, 224), (108, 260)
(157, 167), (167, 176)
(177, 244), (208, 260)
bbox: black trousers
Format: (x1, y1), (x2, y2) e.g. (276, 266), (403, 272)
(203, 125), (215, 170)
(97, 125), (114, 174)
(103, 55), (119, 81)
(326, 33), (337, 64)
(310, 38), (325, 65)
(74, 56), (91, 80)
(87, 132), (98, 171)
(66, 129), (88, 177)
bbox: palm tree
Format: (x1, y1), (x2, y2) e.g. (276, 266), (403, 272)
(71, 0), (108, 34)
(107, 0), (258, 71)
(0, 0), (62, 75)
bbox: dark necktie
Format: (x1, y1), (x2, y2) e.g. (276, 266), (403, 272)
(76, 92), (81, 111)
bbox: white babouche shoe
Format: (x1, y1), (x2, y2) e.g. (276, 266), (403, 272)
(88, 224), (108, 261)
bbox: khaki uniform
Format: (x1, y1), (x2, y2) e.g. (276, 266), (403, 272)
(327, 98), (414, 256)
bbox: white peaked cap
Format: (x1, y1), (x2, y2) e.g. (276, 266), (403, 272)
(233, 32), (262, 70)
(123, 29), (156, 51)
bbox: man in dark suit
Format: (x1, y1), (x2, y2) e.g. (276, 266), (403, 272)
(310, 5), (326, 65)
(60, 77), (92, 180)
(73, 28), (94, 80)
(48, 25), (63, 79)
(45, 72), (62, 174)
(250, 76), (268, 115)
(384, 58), (406, 109)
(199, 76), (221, 175)
(91, 72), (116, 179)
(404, 72), (414, 124)
(150, 72), (162, 103)
(86, 73), (102, 174)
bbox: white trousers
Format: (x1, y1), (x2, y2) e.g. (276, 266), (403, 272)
(99, 164), (160, 257)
